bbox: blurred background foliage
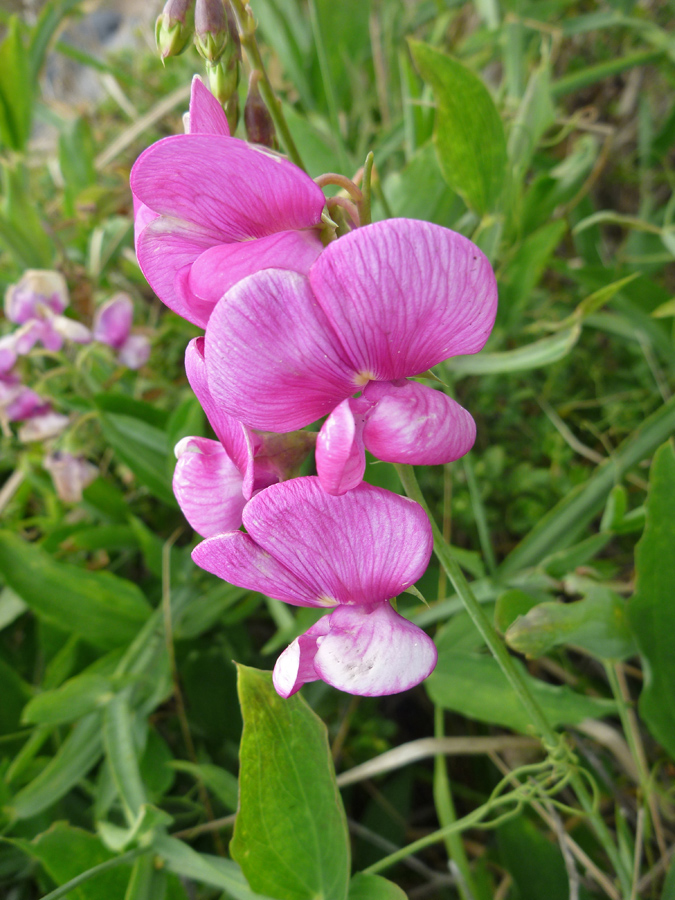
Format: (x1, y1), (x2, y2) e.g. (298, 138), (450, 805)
(0, 0), (674, 897)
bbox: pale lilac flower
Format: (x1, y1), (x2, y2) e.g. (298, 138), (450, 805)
(130, 76), (325, 327)
(193, 476), (436, 697)
(0, 374), (47, 421)
(173, 337), (316, 536)
(118, 334), (150, 370)
(18, 410), (69, 443)
(93, 293), (151, 370)
(43, 452), (98, 503)
(203, 218), (498, 494)
(0, 335), (17, 373)
(4, 270), (91, 354)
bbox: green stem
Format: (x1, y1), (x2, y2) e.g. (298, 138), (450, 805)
(434, 707), (479, 900)
(393, 463), (631, 892)
(227, 0), (306, 170)
(40, 847), (151, 900)
(463, 454), (497, 576)
(359, 152), (374, 227)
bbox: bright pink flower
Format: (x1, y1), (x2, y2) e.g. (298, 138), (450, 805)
(131, 76), (325, 328)
(173, 337), (316, 537)
(203, 218), (498, 494)
(192, 476), (436, 697)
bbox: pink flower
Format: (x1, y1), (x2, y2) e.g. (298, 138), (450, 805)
(203, 218), (498, 494)
(192, 476), (437, 697)
(0, 374), (48, 421)
(173, 337), (316, 536)
(130, 76), (325, 328)
(17, 410), (69, 443)
(92, 293), (151, 370)
(4, 270), (91, 354)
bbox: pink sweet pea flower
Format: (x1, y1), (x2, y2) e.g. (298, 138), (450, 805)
(4, 270), (91, 353)
(130, 76), (325, 328)
(192, 476), (437, 697)
(92, 293), (151, 370)
(173, 337), (316, 537)
(203, 218), (498, 494)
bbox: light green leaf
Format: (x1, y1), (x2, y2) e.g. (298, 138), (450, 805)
(23, 673), (113, 726)
(628, 441), (675, 759)
(427, 653), (616, 732)
(348, 873), (407, 899)
(231, 665), (350, 900)
(0, 531), (150, 650)
(449, 325), (580, 376)
(103, 693), (147, 825)
(409, 40), (507, 216)
(0, 18), (33, 151)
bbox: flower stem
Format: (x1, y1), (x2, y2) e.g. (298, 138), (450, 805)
(227, 0), (305, 170)
(393, 463), (631, 892)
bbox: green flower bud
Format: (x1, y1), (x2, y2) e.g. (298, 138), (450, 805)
(206, 56), (239, 105)
(155, 0), (195, 60)
(194, 0), (229, 63)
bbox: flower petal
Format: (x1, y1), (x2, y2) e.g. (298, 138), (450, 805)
(93, 294), (133, 349)
(242, 476), (433, 605)
(205, 269), (356, 431)
(316, 398), (367, 495)
(189, 229), (323, 311)
(130, 134), (325, 240)
(118, 334), (151, 370)
(310, 219), (498, 380)
(192, 530), (325, 607)
(313, 603), (438, 696)
(187, 75), (230, 136)
(184, 337), (253, 478)
(173, 437), (246, 537)
(272, 616), (331, 698)
(363, 379), (476, 464)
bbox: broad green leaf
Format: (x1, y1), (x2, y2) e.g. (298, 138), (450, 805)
(409, 40), (507, 216)
(171, 761), (238, 810)
(449, 325), (580, 376)
(505, 587), (636, 661)
(427, 653), (616, 732)
(0, 18), (32, 151)
(13, 822), (131, 900)
(628, 441), (675, 759)
(500, 395), (675, 576)
(103, 693), (148, 825)
(494, 589), (540, 635)
(0, 531), (150, 650)
(10, 713), (103, 819)
(348, 873), (407, 899)
(231, 665), (350, 900)
(22, 673), (113, 726)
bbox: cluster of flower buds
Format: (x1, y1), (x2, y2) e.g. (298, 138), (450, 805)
(132, 79), (499, 697)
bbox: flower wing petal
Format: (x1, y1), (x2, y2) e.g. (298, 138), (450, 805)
(273, 616), (332, 698)
(242, 476), (433, 605)
(363, 380), (476, 464)
(205, 269), (356, 431)
(192, 531), (323, 607)
(316, 398), (367, 495)
(187, 75), (230, 136)
(173, 437), (246, 537)
(313, 603), (438, 696)
(310, 219), (498, 379)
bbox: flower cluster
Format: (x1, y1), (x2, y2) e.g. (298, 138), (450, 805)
(133, 77), (498, 697)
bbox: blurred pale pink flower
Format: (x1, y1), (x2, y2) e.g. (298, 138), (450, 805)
(130, 76), (325, 327)
(193, 476), (437, 697)
(18, 410), (69, 443)
(173, 337), (315, 537)
(4, 270), (91, 355)
(92, 294), (151, 370)
(43, 452), (98, 503)
(0, 375), (48, 422)
(203, 218), (498, 494)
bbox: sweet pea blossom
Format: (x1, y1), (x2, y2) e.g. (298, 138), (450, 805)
(193, 476), (436, 697)
(92, 294), (151, 370)
(4, 270), (91, 354)
(173, 337), (316, 536)
(131, 76), (325, 328)
(203, 218), (498, 494)
(43, 452), (98, 503)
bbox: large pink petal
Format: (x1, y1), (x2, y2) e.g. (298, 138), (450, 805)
(273, 615), (331, 698)
(189, 229), (323, 310)
(363, 379), (476, 464)
(310, 219), (498, 380)
(136, 217), (220, 326)
(130, 135), (325, 241)
(242, 477), (433, 605)
(132, 194), (159, 255)
(316, 397), (368, 496)
(205, 270), (357, 431)
(173, 437), (246, 537)
(187, 75), (230, 136)
(192, 531), (333, 608)
(184, 337), (253, 477)
(314, 603), (438, 696)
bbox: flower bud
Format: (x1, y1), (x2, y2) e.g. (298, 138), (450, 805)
(44, 452), (98, 503)
(194, 0), (229, 63)
(206, 56), (239, 106)
(155, 0), (195, 60)
(5, 270), (68, 324)
(244, 71), (276, 148)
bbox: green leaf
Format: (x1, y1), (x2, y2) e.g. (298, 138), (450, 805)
(449, 325), (580, 377)
(22, 673), (113, 726)
(348, 873), (407, 899)
(103, 693), (148, 825)
(628, 441), (675, 759)
(231, 665), (350, 900)
(171, 761), (238, 810)
(0, 18), (33, 151)
(10, 713), (103, 819)
(427, 653), (616, 732)
(494, 589), (540, 635)
(28, 0), (83, 84)
(409, 40), (507, 216)
(0, 531), (150, 650)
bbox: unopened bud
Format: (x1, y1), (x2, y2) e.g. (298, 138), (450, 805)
(155, 0), (195, 60)
(244, 71), (276, 148)
(194, 0), (229, 63)
(206, 57), (239, 106)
